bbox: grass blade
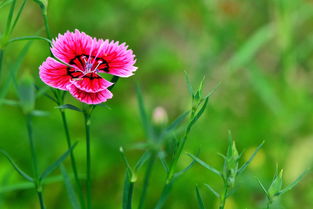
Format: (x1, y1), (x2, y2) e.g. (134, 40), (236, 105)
(40, 142), (78, 180)
(187, 153), (221, 177)
(203, 184), (220, 198)
(122, 172), (134, 209)
(136, 84), (154, 141)
(60, 165), (81, 209)
(195, 185), (206, 209)
(0, 149), (33, 182)
(238, 141), (264, 174)
(278, 169), (310, 195)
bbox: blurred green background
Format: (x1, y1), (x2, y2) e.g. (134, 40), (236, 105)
(1, 0), (313, 208)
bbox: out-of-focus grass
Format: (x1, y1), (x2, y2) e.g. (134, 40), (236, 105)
(0, 0), (313, 208)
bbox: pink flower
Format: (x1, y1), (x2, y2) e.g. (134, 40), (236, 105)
(39, 29), (137, 104)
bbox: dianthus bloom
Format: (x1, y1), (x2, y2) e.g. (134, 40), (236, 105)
(39, 29), (137, 104)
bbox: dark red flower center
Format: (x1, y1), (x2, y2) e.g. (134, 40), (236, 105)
(67, 54), (110, 80)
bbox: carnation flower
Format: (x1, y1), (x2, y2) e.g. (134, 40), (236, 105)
(39, 29), (137, 104)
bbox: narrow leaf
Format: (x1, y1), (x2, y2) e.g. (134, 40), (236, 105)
(278, 169), (310, 195)
(154, 180), (174, 209)
(161, 111), (190, 138)
(203, 184), (220, 198)
(136, 84), (153, 140)
(173, 159), (195, 179)
(0, 0), (13, 9)
(8, 36), (52, 45)
(187, 97), (209, 133)
(184, 71), (194, 96)
(60, 165), (81, 209)
(56, 104), (82, 112)
(122, 172), (134, 209)
(238, 141), (265, 174)
(187, 153), (221, 177)
(257, 178), (269, 198)
(0, 149), (33, 182)
(134, 151), (151, 172)
(195, 186), (206, 209)
(40, 142), (78, 180)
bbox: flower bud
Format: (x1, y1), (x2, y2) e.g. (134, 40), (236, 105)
(18, 73), (35, 114)
(152, 106), (168, 126)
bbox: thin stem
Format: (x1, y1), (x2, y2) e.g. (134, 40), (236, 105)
(0, 49), (3, 80)
(219, 184), (228, 209)
(60, 110), (86, 209)
(26, 114), (46, 209)
(26, 114), (38, 180)
(37, 191), (47, 209)
(137, 152), (156, 209)
(84, 110), (92, 209)
(42, 12), (51, 40)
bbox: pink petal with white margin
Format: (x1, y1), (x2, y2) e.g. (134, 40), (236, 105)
(51, 29), (94, 62)
(96, 40), (137, 77)
(67, 84), (113, 104)
(39, 57), (75, 90)
(71, 73), (113, 93)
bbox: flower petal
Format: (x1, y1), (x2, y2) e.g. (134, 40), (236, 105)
(71, 73), (113, 93)
(95, 40), (137, 77)
(51, 29), (93, 62)
(39, 57), (76, 90)
(67, 84), (113, 104)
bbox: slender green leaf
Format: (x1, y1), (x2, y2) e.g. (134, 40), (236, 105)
(136, 84), (153, 141)
(0, 149), (33, 182)
(278, 169), (310, 195)
(204, 184), (220, 198)
(8, 36), (52, 45)
(195, 185), (206, 209)
(154, 180), (174, 209)
(257, 178), (269, 198)
(0, 41), (32, 103)
(184, 71), (194, 96)
(4, 0), (16, 35)
(31, 110), (50, 117)
(9, 0), (27, 33)
(40, 142), (78, 180)
(122, 172), (134, 209)
(238, 141), (265, 174)
(60, 165), (81, 209)
(173, 159), (195, 179)
(187, 97), (209, 133)
(159, 156), (169, 173)
(56, 104), (82, 112)
(161, 111), (189, 139)
(17, 73), (35, 114)
(188, 153), (221, 177)
(120, 147), (136, 182)
(0, 0), (13, 9)
(134, 151), (151, 172)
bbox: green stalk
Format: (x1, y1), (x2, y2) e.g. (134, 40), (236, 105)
(42, 9), (51, 39)
(37, 190), (46, 209)
(84, 110), (92, 209)
(219, 184), (228, 209)
(137, 152), (156, 209)
(42, 12), (51, 40)
(60, 110), (86, 209)
(26, 114), (46, 209)
(0, 49), (3, 79)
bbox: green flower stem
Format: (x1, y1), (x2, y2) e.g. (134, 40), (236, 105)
(137, 152), (156, 209)
(37, 190), (46, 209)
(26, 114), (46, 209)
(42, 12), (51, 40)
(219, 184), (229, 209)
(0, 49), (3, 80)
(60, 109), (86, 209)
(83, 108), (92, 209)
